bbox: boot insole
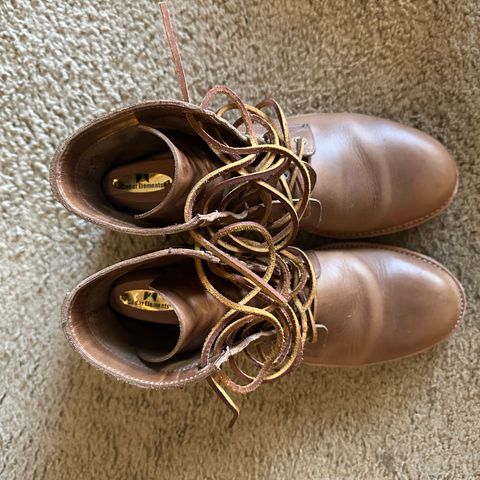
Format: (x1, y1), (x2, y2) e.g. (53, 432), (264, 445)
(110, 269), (177, 324)
(110, 268), (180, 361)
(103, 153), (175, 213)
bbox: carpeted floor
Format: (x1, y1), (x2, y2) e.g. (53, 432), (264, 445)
(1, 1), (479, 478)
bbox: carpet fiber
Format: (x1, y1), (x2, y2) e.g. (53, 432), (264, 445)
(1, 1), (479, 478)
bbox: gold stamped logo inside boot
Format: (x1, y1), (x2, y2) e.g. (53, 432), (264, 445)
(112, 173), (172, 192)
(119, 289), (173, 311)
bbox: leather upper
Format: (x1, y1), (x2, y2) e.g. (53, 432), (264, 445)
(304, 244), (465, 366)
(290, 113), (458, 237)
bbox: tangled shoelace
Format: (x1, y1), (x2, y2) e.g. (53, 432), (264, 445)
(159, 2), (321, 425)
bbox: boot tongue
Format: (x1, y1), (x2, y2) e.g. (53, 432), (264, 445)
(103, 129), (216, 224)
(140, 265), (227, 362)
(133, 131), (216, 224)
(110, 262), (226, 364)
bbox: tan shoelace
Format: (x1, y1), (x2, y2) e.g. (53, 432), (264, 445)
(159, 2), (321, 425)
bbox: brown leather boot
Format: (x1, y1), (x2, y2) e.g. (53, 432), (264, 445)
(50, 104), (457, 238)
(62, 245), (464, 419)
(50, 5), (458, 239)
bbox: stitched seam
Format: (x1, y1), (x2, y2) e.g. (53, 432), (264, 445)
(161, 360), (204, 373)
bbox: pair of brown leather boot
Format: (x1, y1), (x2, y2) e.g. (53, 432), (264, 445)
(51, 4), (465, 424)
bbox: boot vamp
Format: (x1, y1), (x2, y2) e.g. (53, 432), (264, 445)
(304, 244), (464, 366)
(288, 113), (457, 237)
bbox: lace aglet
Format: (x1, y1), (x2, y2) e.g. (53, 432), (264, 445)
(227, 405), (240, 429)
(207, 376), (240, 429)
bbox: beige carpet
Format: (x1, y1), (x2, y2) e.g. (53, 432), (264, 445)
(1, 0), (479, 478)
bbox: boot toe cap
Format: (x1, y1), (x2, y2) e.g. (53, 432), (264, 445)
(291, 113), (459, 237)
(303, 246), (465, 366)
